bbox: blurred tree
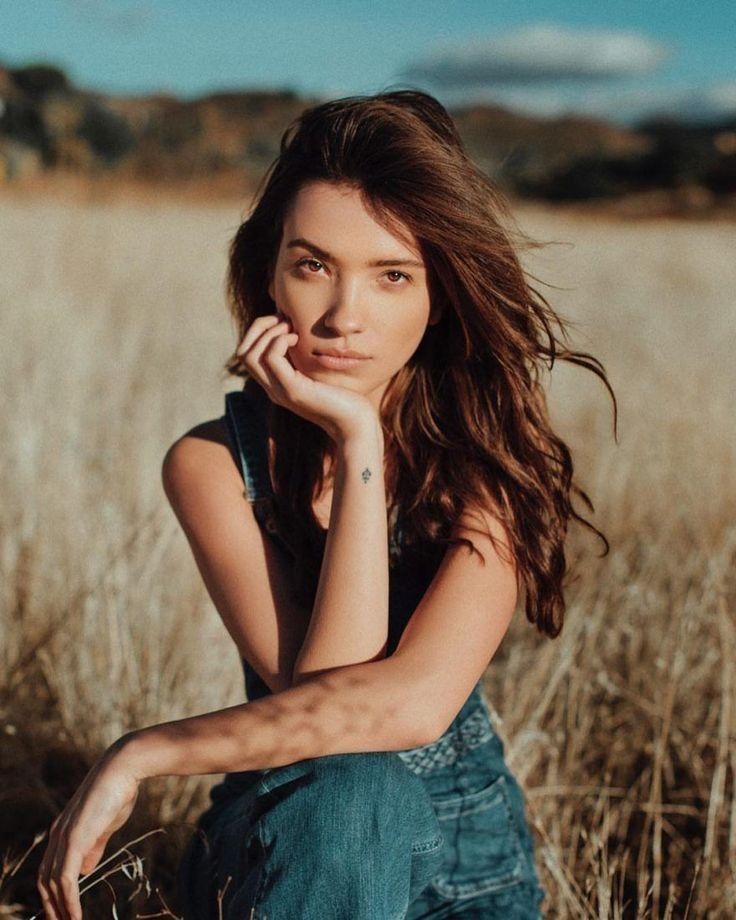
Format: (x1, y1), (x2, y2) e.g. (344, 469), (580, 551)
(10, 64), (70, 100)
(76, 101), (135, 165)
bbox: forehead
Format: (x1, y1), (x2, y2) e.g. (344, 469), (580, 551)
(282, 180), (420, 257)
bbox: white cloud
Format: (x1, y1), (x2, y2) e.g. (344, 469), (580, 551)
(430, 79), (736, 126)
(403, 22), (671, 87)
(704, 81), (736, 112)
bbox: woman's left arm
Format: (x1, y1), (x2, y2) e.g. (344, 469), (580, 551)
(291, 417), (390, 685)
(36, 650), (436, 920)
(38, 496), (518, 919)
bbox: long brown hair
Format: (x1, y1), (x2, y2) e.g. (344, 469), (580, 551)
(223, 89), (617, 639)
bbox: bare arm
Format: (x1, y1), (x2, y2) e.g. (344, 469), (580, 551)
(162, 418), (313, 694)
(118, 500), (518, 781)
(119, 651), (434, 779)
(161, 414), (390, 695)
(291, 418), (390, 685)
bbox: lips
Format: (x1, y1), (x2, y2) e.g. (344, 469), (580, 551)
(314, 349), (370, 359)
(312, 352), (371, 370)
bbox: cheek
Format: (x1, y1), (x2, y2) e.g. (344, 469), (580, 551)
(275, 276), (322, 322)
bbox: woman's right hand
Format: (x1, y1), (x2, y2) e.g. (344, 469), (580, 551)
(235, 313), (379, 444)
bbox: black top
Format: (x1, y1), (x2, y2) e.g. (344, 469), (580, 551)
(223, 380), (446, 701)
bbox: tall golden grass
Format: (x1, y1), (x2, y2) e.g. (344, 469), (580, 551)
(0, 195), (733, 918)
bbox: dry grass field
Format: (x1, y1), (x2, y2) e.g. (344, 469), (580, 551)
(0, 192), (734, 918)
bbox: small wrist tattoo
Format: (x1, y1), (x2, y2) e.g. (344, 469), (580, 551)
(361, 467), (372, 483)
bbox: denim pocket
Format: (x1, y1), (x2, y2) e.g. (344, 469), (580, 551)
(430, 772), (526, 900)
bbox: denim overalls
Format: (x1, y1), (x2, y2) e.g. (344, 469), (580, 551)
(176, 383), (546, 919)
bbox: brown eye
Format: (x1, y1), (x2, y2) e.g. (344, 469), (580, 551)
(297, 257), (324, 273)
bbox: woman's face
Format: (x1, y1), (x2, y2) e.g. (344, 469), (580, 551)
(267, 180), (441, 411)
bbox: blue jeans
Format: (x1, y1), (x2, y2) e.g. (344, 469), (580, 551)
(176, 688), (546, 918)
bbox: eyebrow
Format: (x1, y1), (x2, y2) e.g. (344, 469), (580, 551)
(286, 237), (425, 269)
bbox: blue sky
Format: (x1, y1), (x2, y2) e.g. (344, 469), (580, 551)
(2, 0), (735, 125)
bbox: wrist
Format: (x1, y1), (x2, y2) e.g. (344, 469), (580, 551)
(112, 729), (163, 782)
(335, 416), (384, 454)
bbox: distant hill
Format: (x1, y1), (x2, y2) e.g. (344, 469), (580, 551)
(2, 62), (735, 214)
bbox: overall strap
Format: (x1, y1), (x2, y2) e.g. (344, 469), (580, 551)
(224, 381), (281, 703)
(224, 382), (276, 528)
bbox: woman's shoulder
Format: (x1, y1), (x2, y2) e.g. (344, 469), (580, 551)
(161, 415), (243, 504)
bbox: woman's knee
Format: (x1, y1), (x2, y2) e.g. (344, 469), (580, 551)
(259, 751), (413, 801)
(255, 751), (433, 846)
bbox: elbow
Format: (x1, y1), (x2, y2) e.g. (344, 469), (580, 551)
(411, 707), (449, 748)
(401, 685), (447, 749)
(370, 696), (436, 751)
(403, 713), (441, 750)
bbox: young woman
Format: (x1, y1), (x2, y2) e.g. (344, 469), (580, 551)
(37, 90), (615, 919)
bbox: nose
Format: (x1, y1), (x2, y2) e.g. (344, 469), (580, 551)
(322, 277), (366, 336)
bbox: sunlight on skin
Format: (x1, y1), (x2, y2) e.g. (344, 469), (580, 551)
(35, 181), (451, 919)
(267, 179), (443, 414)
